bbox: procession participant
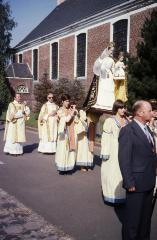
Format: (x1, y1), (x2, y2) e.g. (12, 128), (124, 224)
(3, 93), (30, 156)
(38, 92), (58, 154)
(55, 94), (78, 173)
(119, 100), (157, 240)
(101, 100), (127, 203)
(148, 102), (157, 193)
(75, 110), (94, 171)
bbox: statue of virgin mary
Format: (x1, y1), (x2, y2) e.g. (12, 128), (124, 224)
(83, 42), (115, 111)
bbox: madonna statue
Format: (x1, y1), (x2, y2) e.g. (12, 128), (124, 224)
(83, 42), (115, 111)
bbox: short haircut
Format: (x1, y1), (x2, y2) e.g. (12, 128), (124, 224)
(14, 92), (21, 98)
(47, 92), (53, 96)
(112, 99), (125, 115)
(61, 94), (71, 102)
(132, 100), (150, 116)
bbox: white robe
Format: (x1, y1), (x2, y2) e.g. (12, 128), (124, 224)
(3, 100), (30, 155)
(75, 110), (93, 167)
(55, 108), (77, 172)
(38, 102), (58, 153)
(101, 117), (126, 203)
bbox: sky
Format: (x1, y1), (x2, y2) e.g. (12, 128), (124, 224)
(8, 0), (57, 47)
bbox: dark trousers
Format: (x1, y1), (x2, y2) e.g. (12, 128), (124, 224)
(122, 189), (154, 240)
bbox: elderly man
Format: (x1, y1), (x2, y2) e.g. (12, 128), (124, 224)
(38, 92), (58, 154)
(4, 93), (30, 156)
(118, 100), (157, 240)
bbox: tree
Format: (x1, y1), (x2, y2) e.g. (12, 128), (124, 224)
(127, 10), (157, 109)
(33, 72), (54, 112)
(0, 68), (13, 115)
(34, 73), (85, 112)
(0, 0), (16, 114)
(53, 78), (85, 109)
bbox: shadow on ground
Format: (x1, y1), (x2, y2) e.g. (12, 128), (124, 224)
(23, 143), (38, 153)
(93, 155), (102, 167)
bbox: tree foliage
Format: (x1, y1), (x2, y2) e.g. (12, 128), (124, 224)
(0, 0), (16, 114)
(34, 73), (86, 112)
(127, 10), (157, 109)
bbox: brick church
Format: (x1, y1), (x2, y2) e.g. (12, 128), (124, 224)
(7, 0), (157, 103)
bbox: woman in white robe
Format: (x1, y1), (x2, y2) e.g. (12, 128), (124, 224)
(101, 100), (128, 204)
(55, 94), (78, 173)
(147, 105), (157, 192)
(75, 110), (94, 171)
(38, 93), (58, 153)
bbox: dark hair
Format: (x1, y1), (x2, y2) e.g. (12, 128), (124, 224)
(14, 92), (21, 98)
(112, 99), (125, 115)
(150, 100), (157, 111)
(47, 92), (53, 96)
(61, 94), (71, 102)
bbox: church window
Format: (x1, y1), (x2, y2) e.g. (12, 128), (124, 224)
(77, 33), (86, 77)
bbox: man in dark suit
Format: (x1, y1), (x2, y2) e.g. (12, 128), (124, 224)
(118, 100), (157, 240)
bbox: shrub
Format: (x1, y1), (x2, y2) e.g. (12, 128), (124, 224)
(34, 73), (85, 112)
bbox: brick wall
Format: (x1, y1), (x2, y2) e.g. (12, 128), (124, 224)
(8, 78), (33, 104)
(23, 50), (32, 71)
(87, 23), (110, 87)
(59, 35), (75, 80)
(15, 54), (18, 63)
(129, 7), (157, 56)
(13, 5), (156, 100)
(39, 44), (50, 80)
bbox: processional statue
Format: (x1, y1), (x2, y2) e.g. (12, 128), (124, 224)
(83, 42), (128, 112)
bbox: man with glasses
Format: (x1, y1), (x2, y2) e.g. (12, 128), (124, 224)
(38, 92), (58, 154)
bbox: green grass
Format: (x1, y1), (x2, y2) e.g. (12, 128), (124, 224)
(0, 111), (6, 122)
(26, 112), (38, 128)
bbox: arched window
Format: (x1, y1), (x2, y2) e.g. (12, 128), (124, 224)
(16, 85), (29, 93)
(19, 54), (23, 63)
(77, 33), (86, 77)
(113, 19), (128, 53)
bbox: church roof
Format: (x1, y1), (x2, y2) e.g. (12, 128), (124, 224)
(15, 0), (154, 49)
(6, 63), (33, 79)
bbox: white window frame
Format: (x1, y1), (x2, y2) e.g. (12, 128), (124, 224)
(49, 40), (59, 81)
(18, 52), (23, 63)
(110, 14), (130, 53)
(74, 30), (88, 80)
(32, 47), (39, 81)
(16, 85), (29, 94)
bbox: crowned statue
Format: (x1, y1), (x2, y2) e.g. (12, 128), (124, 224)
(83, 42), (128, 112)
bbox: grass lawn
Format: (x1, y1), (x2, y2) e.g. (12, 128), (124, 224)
(26, 112), (38, 128)
(0, 112), (6, 122)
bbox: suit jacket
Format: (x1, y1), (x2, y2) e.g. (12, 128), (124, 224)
(118, 120), (157, 192)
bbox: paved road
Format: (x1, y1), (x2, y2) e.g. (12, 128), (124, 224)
(0, 124), (156, 240)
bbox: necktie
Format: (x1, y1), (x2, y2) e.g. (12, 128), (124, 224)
(144, 126), (154, 147)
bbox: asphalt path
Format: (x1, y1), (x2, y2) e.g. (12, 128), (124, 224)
(0, 124), (156, 240)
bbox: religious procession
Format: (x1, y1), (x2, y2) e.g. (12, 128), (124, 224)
(2, 40), (157, 240)
(1, 1), (157, 238)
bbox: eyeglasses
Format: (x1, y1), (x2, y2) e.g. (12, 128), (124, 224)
(48, 97), (53, 99)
